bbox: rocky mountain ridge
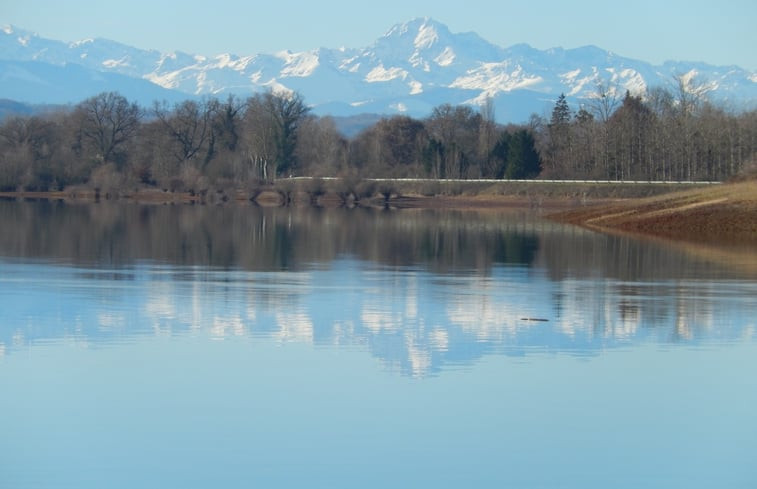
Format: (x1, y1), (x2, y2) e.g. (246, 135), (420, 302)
(1, 18), (755, 121)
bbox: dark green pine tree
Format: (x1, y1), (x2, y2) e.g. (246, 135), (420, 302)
(504, 129), (542, 179)
(550, 93), (572, 127)
(548, 93), (574, 174)
(575, 107), (594, 124)
(491, 132), (511, 179)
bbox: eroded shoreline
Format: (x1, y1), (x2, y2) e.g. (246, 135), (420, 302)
(547, 180), (757, 244)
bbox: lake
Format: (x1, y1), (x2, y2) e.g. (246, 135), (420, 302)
(1, 200), (756, 488)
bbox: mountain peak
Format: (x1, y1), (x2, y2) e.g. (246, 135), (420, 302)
(383, 17), (449, 42)
(414, 20), (441, 50)
(1, 24), (39, 39)
(1, 19), (755, 122)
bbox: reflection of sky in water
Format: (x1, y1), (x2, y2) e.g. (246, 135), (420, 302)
(1, 258), (755, 377)
(1, 204), (756, 488)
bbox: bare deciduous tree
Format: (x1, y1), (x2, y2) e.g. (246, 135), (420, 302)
(77, 92), (140, 165)
(425, 104), (482, 178)
(241, 94), (279, 182)
(153, 99), (215, 164)
(478, 95), (498, 177)
(295, 116), (347, 176)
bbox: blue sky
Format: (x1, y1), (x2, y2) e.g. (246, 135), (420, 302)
(4, 0), (756, 70)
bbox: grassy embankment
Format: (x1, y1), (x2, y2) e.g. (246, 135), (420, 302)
(380, 180), (707, 209)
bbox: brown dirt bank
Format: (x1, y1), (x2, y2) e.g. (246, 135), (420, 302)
(548, 180), (757, 245)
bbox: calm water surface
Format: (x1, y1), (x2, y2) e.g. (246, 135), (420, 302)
(1, 201), (756, 488)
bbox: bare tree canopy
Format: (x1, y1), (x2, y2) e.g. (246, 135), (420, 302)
(153, 99), (215, 164)
(77, 92), (140, 165)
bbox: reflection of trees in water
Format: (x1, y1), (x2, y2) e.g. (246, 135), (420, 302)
(1, 201), (754, 376)
(0, 201), (542, 272)
(538, 224), (755, 350)
(538, 225), (751, 282)
(2, 200), (748, 280)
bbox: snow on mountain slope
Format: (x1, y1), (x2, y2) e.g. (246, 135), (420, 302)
(1, 19), (755, 121)
(0, 59), (186, 106)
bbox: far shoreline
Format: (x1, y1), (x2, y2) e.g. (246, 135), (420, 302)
(3, 179), (754, 245)
(0, 178), (714, 209)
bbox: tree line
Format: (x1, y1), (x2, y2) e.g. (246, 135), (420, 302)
(541, 78), (757, 181)
(1, 78), (755, 194)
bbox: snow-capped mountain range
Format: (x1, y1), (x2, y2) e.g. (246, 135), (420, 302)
(2, 18), (756, 121)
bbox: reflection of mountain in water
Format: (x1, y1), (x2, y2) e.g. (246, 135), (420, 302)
(1, 201), (755, 376)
